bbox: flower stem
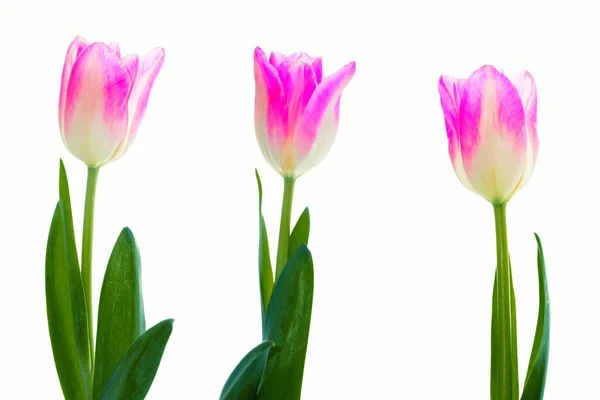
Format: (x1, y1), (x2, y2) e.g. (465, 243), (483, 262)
(82, 167), (99, 369)
(492, 203), (518, 400)
(275, 177), (296, 281)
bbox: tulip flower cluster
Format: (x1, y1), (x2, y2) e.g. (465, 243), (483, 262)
(43, 35), (549, 400)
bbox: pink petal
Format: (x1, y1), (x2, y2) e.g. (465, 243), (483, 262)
(458, 65), (527, 202)
(269, 51), (314, 63)
(509, 71), (539, 196)
(296, 61), (356, 161)
(269, 52), (322, 83)
(106, 54), (138, 160)
(438, 75), (465, 162)
(312, 57), (323, 84)
(59, 36), (89, 137)
(63, 42), (132, 167)
(511, 71), (538, 158)
(254, 47), (287, 172)
(121, 54), (139, 82)
(277, 58), (317, 138)
(276, 60), (317, 173)
(438, 75), (474, 193)
(108, 41), (121, 57)
(111, 48), (165, 161)
(269, 52), (287, 68)
(288, 52), (316, 63)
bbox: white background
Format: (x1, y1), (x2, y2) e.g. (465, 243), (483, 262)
(0, 0), (597, 398)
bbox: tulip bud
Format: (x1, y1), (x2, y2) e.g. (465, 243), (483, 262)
(59, 36), (165, 167)
(438, 65), (538, 204)
(254, 47), (356, 178)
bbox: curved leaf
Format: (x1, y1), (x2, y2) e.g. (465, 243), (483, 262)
(220, 341), (275, 400)
(101, 319), (174, 400)
(258, 245), (314, 400)
(45, 160), (91, 399)
(521, 234), (550, 400)
(93, 228), (146, 400)
(256, 169), (274, 327)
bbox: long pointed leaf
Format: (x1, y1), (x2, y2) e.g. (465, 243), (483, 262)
(256, 169), (274, 327)
(93, 228), (146, 400)
(258, 245), (314, 400)
(101, 319), (174, 400)
(45, 161), (91, 399)
(220, 341), (275, 400)
(521, 234), (550, 400)
(288, 207), (310, 259)
(59, 159), (92, 371)
(509, 260), (519, 396)
(491, 270), (499, 400)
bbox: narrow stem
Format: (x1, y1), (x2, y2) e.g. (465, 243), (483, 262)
(493, 203), (517, 400)
(82, 167), (99, 369)
(274, 177), (296, 281)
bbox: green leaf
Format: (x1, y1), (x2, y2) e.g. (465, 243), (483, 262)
(219, 341), (275, 400)
(45, 160), (91, 400)
(93, 228), (146, 400)
(491, 271), (498, 400)
(101, 319), (174, 400)
(510, 262), (519, 396)
(258, 245), (314, 400)
(288, 207), (310, 260)
(521, 234), (550, 400)
(490, 257), (518, 400)
(256, 169), (274, 327)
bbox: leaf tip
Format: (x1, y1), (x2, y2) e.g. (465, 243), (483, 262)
(533, 232), (543, 248)
(255, 169), (264, 206)
(163, 318), (175, 330)
(58, 159), (68, 191)
(120, 226), (135, 240)
(255, 169), (262, 187)
(303, 207), (310, 234)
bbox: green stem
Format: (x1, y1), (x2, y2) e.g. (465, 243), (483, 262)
(82, 167), (99, 369)
(493, 203), (518, 400)
(274, 177), (295, 281)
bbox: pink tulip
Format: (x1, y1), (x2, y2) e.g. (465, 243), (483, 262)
(59, 36), (165, 167)
(438, 65), (538, 204)
(254, 47), (356, 178)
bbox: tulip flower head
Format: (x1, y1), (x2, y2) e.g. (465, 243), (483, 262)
(59, 36), (165, 167)
(438, 65), (538, 204)
(254, 47), (356, 178)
